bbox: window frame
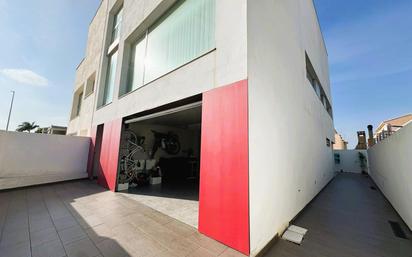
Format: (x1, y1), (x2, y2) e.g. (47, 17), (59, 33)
(119, 0), (216, 97)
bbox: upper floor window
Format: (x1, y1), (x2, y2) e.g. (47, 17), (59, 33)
(76, 91), (83, 116)
(71, 87), (84, 119)
(102, 51), (118, 106)
(120, 0), (216, 96)
(99, 6), (122, 107)
(306, 53), (333, 118)
(111, 7), (123, 43)
(85, 72), (96, 97)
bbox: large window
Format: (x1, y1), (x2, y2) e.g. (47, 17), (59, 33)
(126, 36), (146, 93)
(123, 0), (215, 95)
(103, 51), (118, 105)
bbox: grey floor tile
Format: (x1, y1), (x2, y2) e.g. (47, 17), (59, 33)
(2, 218), (29, 232)
(29, 216), (54, 233)
(31, 226), (59, 247)
(0, 227), (30, 248)
(58, 225), (87, 245)
(0, 241), (31, 257)
(32, 239), (66, 257)
(85, 224), (114, 244)
(54, 215), (78, 231)
(64, 238), (100, 257)
(96, 238), (129, 257)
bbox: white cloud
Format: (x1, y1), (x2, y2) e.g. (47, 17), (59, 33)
(0, 69), (49, 87)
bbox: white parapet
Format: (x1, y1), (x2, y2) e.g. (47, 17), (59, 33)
(0, 131), (90, 190)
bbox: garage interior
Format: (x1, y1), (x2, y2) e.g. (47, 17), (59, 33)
(118, 102), (202, 228)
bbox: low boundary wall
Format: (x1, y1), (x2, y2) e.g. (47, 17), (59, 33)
(368, 123), (412, 229)
(0, 131), (90, 190)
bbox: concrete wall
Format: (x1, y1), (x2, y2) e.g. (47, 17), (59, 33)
(334, 150), (369, 173)
(0, 131), (90, 190)
(68, 0), (247, 135)
(247, 0), (335, 255)
(368, 123), (412, 229)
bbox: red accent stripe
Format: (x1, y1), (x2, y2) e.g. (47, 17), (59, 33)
(199, 80), (249, 255)
(98, 119), (122, 191)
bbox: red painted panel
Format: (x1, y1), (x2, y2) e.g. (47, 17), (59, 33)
(199, 80), (249, 255)
(98, 119), (122, 191)
(87, 126), (97, 179)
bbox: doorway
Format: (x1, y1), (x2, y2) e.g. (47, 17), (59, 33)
(92, 124), (104, 179)
(118, 101), (202, 228)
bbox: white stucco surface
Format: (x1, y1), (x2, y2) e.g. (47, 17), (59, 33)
(0, 131), (90, 190)
(368, 123), (412, 230)
(247, 0), (335, 255)
(334, 150), (369, 174)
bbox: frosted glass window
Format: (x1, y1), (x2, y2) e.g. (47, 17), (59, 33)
(103, 51), (118, 105)
(144, 0), (215, 83)
(126, 37), (146, 93)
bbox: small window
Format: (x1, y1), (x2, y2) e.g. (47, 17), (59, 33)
(111, 7), (123, 43)
(71, 87), (84, 119)
(76, 91), (83, 116)
(326, 138), (331, 147)
(85, 73), (96, 96)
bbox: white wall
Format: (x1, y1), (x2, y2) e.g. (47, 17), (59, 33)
(334, 150), (368, 173)
(0, 131), (90, 190)
(368, 123), (412, 230)
(247, 0), (335, 255)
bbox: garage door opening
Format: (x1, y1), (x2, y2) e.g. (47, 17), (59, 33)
(118, 101), (202, 228)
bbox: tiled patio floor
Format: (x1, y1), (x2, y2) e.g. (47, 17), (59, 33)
(0, 180), (246, 257)
(2, 173), (411, 257)
(264, 173), (412, 257)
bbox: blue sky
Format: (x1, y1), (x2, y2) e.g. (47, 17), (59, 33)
(314, 0), (412, 147)
(0, 1), (411, 147)
(0, 0), (101, 131)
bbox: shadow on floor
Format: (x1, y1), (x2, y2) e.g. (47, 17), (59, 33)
(0, 179), (240, 257)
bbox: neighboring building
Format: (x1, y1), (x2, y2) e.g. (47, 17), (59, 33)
(67, 0), (334, 256)
(37, 125), (67, 135)
(334, 130), (348, 150)
(355, 131), (367, 150)
(374, 114), (412, 142)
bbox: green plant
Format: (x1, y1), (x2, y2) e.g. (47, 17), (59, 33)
(358, 152), (368, 174)
(16, 122), (39, 133)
